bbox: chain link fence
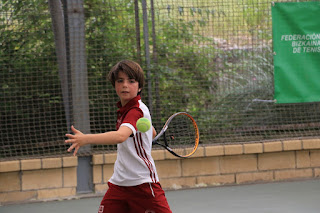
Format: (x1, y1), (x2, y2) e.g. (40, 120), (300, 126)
(1, 0), (320, 160)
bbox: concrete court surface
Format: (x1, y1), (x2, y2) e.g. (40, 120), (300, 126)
(1, 179), (320, 213)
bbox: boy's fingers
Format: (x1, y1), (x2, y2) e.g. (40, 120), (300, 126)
(67, 146), (73, 152)
(71, 125), (77, 133)
(65, 139), (75, 144)
(65, 134), (74, 139)
(71, 125), (82, 134)
(73, 146), (80, 156)
(66, 126), (82, 156)
(67, 143), (78, 152)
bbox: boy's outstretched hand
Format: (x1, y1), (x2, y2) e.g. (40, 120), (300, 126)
(65, 125), (87, 156)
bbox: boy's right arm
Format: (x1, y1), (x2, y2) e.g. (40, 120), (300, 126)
(65, 125), (133, 156)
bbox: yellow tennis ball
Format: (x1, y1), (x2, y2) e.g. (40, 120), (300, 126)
(136, 117), (151, 133)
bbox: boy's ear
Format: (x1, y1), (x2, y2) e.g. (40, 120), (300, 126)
(137, 89), (142, 95)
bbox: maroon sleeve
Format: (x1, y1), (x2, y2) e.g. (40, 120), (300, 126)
(122, 108), (143, 131)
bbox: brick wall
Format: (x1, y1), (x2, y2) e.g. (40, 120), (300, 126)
(0, 156), (77, 204)
(1, 139), (320, 204)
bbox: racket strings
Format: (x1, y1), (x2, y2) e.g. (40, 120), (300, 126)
(166, 114), (197, 149)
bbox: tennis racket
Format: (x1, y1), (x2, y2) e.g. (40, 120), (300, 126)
(152, 112), (200, 158)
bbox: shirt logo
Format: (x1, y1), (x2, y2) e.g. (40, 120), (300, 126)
(116, 118), (123, 130)
(98, 205), (104, 213)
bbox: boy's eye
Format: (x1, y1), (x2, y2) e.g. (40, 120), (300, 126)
(116, 79), (136, 84)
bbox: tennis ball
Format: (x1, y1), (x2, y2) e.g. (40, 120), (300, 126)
(136, 117), (151, 133)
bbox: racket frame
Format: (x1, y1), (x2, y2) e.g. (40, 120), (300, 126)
(152, 112), (200, 158)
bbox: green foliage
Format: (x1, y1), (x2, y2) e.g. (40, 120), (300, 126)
(84, 0), (138, 136)
(1, 0), (293, 158)
(0, 0), (68, 157)
(153, 18), (217, 119)
(240, 0), (272, 39)
(194, 46), (275, 142)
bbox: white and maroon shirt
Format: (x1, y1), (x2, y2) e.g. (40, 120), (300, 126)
(109, 95), (159, 186)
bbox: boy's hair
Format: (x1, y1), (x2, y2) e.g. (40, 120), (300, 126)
(108, 60), (145, 94)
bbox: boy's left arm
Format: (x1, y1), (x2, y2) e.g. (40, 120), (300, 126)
(152, 126), (157, 139)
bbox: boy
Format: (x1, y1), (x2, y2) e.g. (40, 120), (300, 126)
(65, 60), (172, 213)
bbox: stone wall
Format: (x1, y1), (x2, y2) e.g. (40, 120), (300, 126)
(1, 139), (320, 205)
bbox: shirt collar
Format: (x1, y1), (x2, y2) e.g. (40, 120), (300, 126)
(117, 95), (141, 115)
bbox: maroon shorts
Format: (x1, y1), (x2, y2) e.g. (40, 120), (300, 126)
(98, 182), (172, 213)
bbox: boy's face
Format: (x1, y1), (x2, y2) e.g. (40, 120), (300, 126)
(115, 71), (140, 106)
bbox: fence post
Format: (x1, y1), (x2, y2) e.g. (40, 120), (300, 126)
(134, 0), (142, 65)
(64, 0), (92, 194)
(150, 0), (161, 122)
(48, 0), (72, 131)
(141, 0), (153, 114)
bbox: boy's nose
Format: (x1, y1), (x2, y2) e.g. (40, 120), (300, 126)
(122, 80), (128, 87)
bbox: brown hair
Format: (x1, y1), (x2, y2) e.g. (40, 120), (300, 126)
(108, 60), (145, 93)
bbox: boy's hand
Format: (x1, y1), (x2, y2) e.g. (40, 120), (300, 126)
(65, 125), (87, 156)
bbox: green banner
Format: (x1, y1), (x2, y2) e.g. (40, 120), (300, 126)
(272, 2), (320, 103)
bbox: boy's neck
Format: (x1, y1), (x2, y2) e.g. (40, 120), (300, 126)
(118, 95), (141, 108)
